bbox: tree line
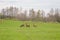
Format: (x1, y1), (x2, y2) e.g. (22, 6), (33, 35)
(0, 7), (60, 23)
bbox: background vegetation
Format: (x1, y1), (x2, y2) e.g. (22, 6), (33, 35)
(0, 7), (60, 22)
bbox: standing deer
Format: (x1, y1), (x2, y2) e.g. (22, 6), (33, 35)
(20, 24), (24, 27)
(33, 24), (36, 27)
(26, 24), (30, 27)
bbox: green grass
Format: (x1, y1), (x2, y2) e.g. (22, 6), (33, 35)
(0, 19), (60, 40)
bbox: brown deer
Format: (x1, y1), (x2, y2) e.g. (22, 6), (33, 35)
(20, 24), (24, 27)
(26, 24), (30, 27)
(33, 24), (36, 27)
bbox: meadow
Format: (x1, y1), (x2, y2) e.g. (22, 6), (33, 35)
(0, 19), (60, 40)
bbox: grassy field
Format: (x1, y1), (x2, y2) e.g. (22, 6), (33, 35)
(0, 19), (60, 40)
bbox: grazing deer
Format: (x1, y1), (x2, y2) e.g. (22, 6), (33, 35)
(33, 24), (36, 27)
(26, 24), (30, 27)
(20, 24), (24, 27)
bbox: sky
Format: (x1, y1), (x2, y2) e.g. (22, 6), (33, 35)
(0, 0), (60, 13)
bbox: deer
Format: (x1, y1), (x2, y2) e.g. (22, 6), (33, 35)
(26, 23), (30, 27)
(33, 24), (36, 27)
(20, 24), (24, 27)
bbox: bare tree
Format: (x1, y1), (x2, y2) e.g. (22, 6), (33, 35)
(36, 10), (41, 21)
(41, 10), (45, 21)
(54, 8), (60, 22)
(29, 9), (36, 21)
(47, 8), (56, 22)
(24, 10), (27, 20)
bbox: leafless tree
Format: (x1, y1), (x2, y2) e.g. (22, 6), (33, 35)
(41, 10), (45, 22)
(29, 9), (36, 21)
(54, 8), (60, 22)
(36, 10), (41, 21)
